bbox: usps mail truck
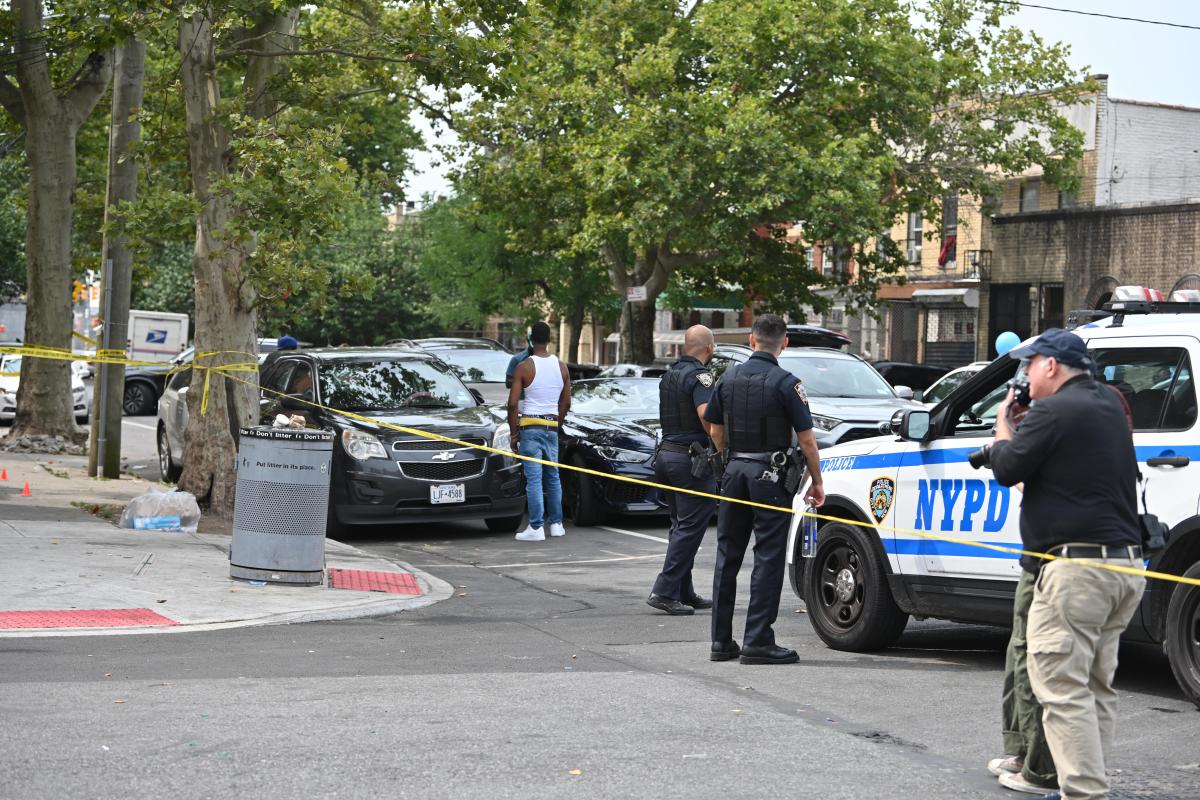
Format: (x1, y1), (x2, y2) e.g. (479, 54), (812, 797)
(128, 310), (189, 363)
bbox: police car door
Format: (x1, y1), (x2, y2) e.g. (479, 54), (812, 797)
(889, 361), (1021, 580)
(1084, 335), (1200, 533)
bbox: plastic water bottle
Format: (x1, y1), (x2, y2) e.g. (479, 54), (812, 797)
(800, 506), (819, 558)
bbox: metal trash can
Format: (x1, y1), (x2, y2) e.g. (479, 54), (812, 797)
(230, 426), (334, 585)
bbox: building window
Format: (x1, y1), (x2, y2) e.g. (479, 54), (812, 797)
(1058, 190), (1077, 209)
(1020, 179), (1041, 213)
(939, 195), (958, 269)
(803, 247), (816, 273)
(831, 244), (851, 276)
(906, 212), (922, 264)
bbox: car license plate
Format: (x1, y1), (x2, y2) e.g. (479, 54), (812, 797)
(430, 483), (466, 504)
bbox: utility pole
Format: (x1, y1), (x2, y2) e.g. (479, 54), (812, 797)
(89, 37), (145, 478)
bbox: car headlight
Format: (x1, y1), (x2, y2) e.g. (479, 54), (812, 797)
(341, 428), (388, 460)
(811, 414), (841, 432)
(73, 386), (86, 401)
(595, 445), (652, 463)
(492, 423), (512, 453)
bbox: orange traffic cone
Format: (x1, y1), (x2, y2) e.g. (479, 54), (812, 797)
(0, 467), (7, 480)
(21, 481), (30, 497)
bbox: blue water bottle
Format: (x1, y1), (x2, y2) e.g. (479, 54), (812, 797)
(800, 506), (819, 558)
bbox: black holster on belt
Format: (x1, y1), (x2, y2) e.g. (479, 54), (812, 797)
(710, 448), (725, 481)
(687, 442), (709, 480)
(781, 448), (806, 495)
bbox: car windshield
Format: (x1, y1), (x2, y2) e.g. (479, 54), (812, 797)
(571, 379), (659, 415)
(776, 354), (896, 399)
(925, 369), (977, 404)
(319, 360), (475, 410)
(433, 349), (512, 383)
(2, 356), (19, 373)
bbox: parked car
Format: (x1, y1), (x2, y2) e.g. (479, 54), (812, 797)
(0, 353), (90, 423)
(414, 337), (511, 353)
(597, 363), (668, 378)
(710, 344), (923, 448)
(917, 361), (989, 406)
(128, 338), (282, 417)
(871, 361), (949, 393)
(786, 324), (852, 349)
(159, 347), (527, 533)
(559, 377), (665, 525)
(414, 339), (514, 405)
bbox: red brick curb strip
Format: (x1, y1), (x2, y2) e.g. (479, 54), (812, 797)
(0, 609), (178, 629)
(327, 568), (422, 595)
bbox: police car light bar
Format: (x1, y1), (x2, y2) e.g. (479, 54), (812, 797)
(1066, 285), (1200, 329)
(1112, 285), (1165, 302)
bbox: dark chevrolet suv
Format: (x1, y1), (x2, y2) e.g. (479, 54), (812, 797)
(259, 348), (526, 534)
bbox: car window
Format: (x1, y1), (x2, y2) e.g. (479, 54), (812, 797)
(319, 359), (474, 411)
(1093, 347), (1196, 431)
(434, 349), (512, 383)
(167, 367), (193, 392)
(288, 363), (315, 400)
(263, 362), (297, 395)
(709, 356), (737, 379)
(775, 354), (896, 399)
(571, 379), (659, 415)
(925, 369), (974, 405)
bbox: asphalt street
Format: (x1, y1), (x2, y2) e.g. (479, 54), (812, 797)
(1, 419), (1198, 799)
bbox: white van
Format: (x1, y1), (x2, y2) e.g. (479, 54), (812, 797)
(787, 289), (1200, 707)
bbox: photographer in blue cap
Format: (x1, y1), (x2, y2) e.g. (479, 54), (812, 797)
(980, 328), (1144, 800)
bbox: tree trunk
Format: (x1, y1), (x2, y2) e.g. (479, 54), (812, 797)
(90, 37), (146, 477)
(176, 9), (298, 512)
(177, 12), (259, 512)
(619, 300), (657, 364)
(1, 0), (112, 446)
(567, 304), (585, 364)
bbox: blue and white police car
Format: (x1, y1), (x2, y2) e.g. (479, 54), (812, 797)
(787, 287), (1200, 707)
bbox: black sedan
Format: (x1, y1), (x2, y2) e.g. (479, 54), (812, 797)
(259, 347), (527, 534)
(559, 377), (667, 525)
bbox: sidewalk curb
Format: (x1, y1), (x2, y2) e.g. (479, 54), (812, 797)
(0, 543), (455, 638)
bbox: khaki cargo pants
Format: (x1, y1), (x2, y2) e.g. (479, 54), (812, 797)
(1027, 555), (1145, 800)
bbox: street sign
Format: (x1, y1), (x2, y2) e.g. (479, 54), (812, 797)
(626, 285), (648, 302)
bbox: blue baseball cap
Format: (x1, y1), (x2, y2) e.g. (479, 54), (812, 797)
(277, 335), (300, 350)
(1007, 328), (1090, 367)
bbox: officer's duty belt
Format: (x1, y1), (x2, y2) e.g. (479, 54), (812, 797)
(728, 451), (778, 463)
(519, 414), (559, 428)
(658, 441), (695, 454)
(1049, 544), (1142, 560)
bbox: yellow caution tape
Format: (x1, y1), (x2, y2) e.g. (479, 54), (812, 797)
(8, 343), (1200, 589)
(72, 331), (98, 346)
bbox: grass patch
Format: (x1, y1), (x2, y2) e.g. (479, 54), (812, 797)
(70, 501), (125, 524)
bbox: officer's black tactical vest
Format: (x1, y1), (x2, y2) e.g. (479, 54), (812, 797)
(721, 365), (793, 451)
(659, 360), (706, 436)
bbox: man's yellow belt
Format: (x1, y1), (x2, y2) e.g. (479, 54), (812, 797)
(519, 415), (560, 428)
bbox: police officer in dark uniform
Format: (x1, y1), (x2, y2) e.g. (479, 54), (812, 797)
(647, 325), (718, 616)
(703, 314), (825, 664)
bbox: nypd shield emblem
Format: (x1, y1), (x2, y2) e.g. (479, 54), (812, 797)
(697, 371), (714, 388)
(869, 476), (895, 523)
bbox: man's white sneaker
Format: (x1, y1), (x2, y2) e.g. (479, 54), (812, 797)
(548, 523), (566, 537)
(515, 526), (545, 542)
(998, 771), (1057, 795)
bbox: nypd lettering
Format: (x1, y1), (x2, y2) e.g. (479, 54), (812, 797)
(913, 478), (1010, 533)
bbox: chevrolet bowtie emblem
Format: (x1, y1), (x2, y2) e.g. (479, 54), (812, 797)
(431, 451), (457, 461)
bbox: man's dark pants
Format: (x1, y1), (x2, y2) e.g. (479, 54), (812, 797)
(1002, 569), (1058, 788)
(651, 449), (717, 601)
(712, 459), (791, 647)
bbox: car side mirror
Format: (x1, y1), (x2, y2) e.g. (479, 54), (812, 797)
(894, 385), (914, 400)
(469, 388), (485, 405)
(897, 409), (932, 442)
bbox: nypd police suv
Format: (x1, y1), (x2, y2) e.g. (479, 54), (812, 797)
(787, 287), (1200, 706)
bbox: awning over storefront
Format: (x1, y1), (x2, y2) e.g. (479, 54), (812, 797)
(911, 288), (979, 308)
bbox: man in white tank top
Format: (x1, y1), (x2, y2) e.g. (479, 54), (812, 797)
(506, 321), (572, 541)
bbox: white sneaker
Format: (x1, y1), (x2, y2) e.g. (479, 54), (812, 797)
(548, 522), (566, 538)
(515, 525), (545, 542)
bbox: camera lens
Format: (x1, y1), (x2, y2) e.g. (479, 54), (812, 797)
(967, 445), (991, 470)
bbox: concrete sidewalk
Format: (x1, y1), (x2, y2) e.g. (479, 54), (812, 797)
(0, 452), (452, 636)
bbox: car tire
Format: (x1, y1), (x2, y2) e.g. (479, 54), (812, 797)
(123, 380), (156, 416)
(567, 454), (604, 527)
(485, 514), (524, 533)
(804, 521), (908, 651)
(1165, 561), (1200, 709)
(157, 424), (182, 483)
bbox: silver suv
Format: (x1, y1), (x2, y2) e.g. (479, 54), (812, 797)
(710, 344), (924, 448)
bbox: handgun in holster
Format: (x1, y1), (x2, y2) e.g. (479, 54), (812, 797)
(687, 442), (710, 480)
(709, 447), (725, 481)
(781, 448), (806, 495)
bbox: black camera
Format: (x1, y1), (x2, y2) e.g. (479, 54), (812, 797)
(1009, 371), (1032, 408)
(968, 444), (992, 470)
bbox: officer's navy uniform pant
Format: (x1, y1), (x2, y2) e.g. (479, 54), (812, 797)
(712, 459), (791, 647)
(651, 449), (717, 601)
